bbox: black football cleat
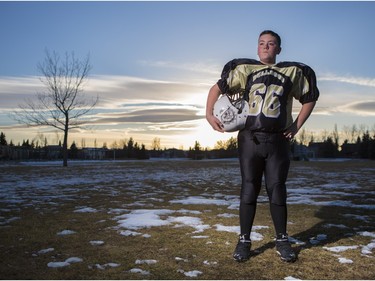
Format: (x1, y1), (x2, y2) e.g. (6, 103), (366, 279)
(275, 234), (297, 262)
(233, 235), (251, 262)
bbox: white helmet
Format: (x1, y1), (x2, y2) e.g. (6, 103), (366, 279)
(213, 94), (249, 132)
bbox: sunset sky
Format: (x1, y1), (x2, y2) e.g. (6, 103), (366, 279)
(1, 1), (375, 149)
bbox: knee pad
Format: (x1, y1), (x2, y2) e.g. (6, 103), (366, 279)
(240, 189), (258, 205)
(269, 184), (287, 205)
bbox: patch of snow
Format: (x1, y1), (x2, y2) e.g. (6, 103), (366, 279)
(108, 208), (129, 214)
(125, 201), (152, 207)
(323, 223), (348, 229)
(129, 268), (150, 275)
(358, 231), (375, 238)
(218, 213), (238, 218)
(168, 216), (210, 233)
(65, 257), (83, 263)
(90, 240), (104, 246)
(170, 196), (230, 206)
(361, 241), (375, 255)
(214, 224), (239, 234)
(105, 262), (120, 267)
(57, 230), (76, 236)
(135, 259), (157, 265)
(48, 261), (70, 268)
(253, 225), (269, 231)
(119, 230), (142, 236)
(117, 209), (174, 230)
(47, 257), (82, 268)
(177, 209), (202, 215)
(323, 245), (358, 253)
(203, 260), (217, 265)
(38, 248), (54, 254)
(93, 262), (120, 270)
(74, 207), (98, 213)
(184, 270), (203, 277)
(250, 232), (264, 241)
(338, 257), (353, 263)
(92, 264), (105, 270)
(285, 277), (301, 280)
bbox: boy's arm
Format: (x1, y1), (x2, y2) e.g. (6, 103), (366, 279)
(284, 101), (316, 139)
(206, 84), (225, 133)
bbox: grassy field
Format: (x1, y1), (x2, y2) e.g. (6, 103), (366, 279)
(0, 159), (374, 280)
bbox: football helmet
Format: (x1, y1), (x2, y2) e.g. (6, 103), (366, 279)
(213, 94), (249, 132)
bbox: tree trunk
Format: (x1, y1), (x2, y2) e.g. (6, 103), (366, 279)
(63, 125), (69, 167)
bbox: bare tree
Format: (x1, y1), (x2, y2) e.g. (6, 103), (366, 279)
(12, 50), (98, 166)
(298, 128), (307, 146)
(351, 124), (358, 143)
(214, 140), (226, 150)
(333, 124), (340, 148)
(342, 125), (352, 143)
(151, 137), (161, 151)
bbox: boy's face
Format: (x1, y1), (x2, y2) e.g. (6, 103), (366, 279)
(257, 34), (281, 64)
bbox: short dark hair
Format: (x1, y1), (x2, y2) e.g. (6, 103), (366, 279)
(259, 30), (281, 47)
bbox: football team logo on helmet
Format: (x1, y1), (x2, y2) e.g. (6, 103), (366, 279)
(213, 94), (249, 132)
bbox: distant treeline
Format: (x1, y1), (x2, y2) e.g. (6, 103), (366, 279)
(293, 129), (375, 159)
(1, 130), (375, 162)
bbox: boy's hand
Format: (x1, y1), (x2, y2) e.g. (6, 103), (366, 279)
(206, 114), (225, 133)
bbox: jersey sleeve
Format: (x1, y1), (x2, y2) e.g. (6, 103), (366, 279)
(275, 61), (320, 104)
(294, 63), (320, 104)
(217, 58), (259, 95)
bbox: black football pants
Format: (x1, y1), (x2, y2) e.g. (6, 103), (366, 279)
(237, 129), (291, 238)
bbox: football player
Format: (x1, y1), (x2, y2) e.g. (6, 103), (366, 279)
(206, 30), (319, 263)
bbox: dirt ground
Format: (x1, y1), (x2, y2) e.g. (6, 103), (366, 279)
(0, 159), (374, 279)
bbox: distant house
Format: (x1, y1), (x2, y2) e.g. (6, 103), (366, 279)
(291, 143), (315, 160)
(0, 145), (10, 160)
(45, 145), (62, 159)
(0, 145), (33, 160)
(308, 140), (340, 158)
(149, 148), (187, 159)
(81, 148), (106, 160)
(340, 143), (359, 158)
(308, 142), (327, 158)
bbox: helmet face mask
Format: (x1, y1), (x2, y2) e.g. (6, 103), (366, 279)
(213, 94), (249, 132)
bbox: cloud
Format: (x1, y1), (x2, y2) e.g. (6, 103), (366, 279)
(0, 74), (209, 109)
(0, 75), (208, 142)
(91, 108), (203, 124)
(308, 100), (375, 117)
(85, 75), (209, 109)
(147, 120), (201, 131)
(0, 76), (44, 108)
(319, 74), (375, 88)
(302, 99), (375, 117)
(336, 100), (375, 116)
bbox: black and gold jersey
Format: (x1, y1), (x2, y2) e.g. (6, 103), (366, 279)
(217, 58), (320, 132)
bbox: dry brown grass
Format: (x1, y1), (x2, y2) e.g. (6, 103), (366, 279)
(0, 159), (374, 279)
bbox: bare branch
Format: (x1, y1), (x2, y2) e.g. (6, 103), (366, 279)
(11, 49), (97, 166)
